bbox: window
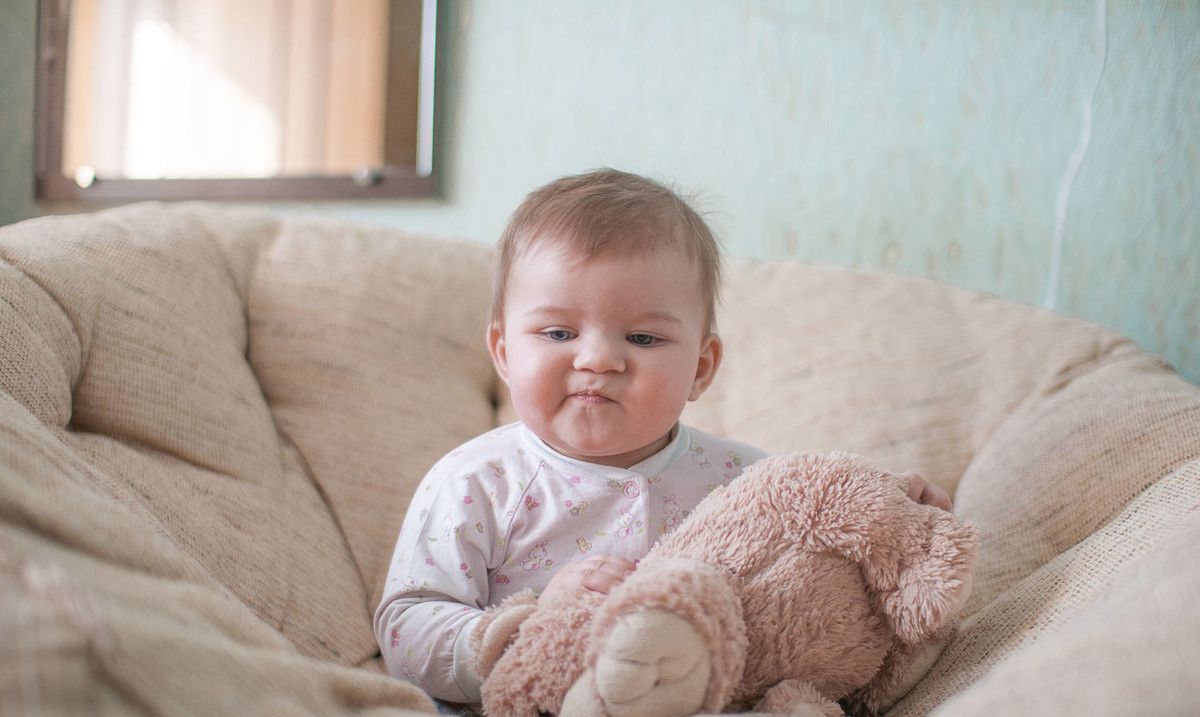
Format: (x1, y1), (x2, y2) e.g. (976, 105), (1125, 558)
(36, 0), (438, 200)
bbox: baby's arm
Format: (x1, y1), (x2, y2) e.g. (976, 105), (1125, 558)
(375, 594), (483, 701)
(374, 463), (499, 703)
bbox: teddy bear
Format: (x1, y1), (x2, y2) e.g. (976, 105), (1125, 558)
(468, 451), (979, 717)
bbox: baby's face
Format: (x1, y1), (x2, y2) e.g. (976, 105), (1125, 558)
(489, 243), (720, 468)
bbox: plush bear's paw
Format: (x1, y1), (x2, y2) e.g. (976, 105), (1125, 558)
(755, 678), (843, 716)
(589, 609), (712, 717)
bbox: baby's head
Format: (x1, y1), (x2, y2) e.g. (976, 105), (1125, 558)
(488, 169), (725, 468)
(491, 168), (722, 333)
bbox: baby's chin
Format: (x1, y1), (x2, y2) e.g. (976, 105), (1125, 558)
(555, 437), (670, 468)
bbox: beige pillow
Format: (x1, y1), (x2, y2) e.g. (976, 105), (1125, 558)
(244, 213), (498, 611)
(0, 204), (496, 667)
(687, 259), (1130, 497)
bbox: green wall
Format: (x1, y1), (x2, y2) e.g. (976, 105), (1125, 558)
(2, 1), (1197, 384)
(0, 0), (38, 225)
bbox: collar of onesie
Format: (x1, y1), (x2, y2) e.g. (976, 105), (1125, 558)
(518, 423), (691, 482)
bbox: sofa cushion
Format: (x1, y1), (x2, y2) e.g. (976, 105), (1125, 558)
(883, 347), (1200, 713)
(898, 457), (1200, 714)
(244, 213), (497, 609)
(0, 203), (496, 678)
(684, 258), (1132, 497)
(0, 366), (433, 715)
(931, 499), (1200, 714)
(0, 205), (368, 662)
(954, 346), (1200, 613)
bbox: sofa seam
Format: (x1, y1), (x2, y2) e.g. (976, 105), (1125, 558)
(273, 417), (375, 636)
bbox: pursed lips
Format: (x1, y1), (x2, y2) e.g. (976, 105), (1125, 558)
(569, 390), (614, 406)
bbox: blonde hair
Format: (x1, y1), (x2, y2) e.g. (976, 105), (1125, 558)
(491, 168), (723, 331)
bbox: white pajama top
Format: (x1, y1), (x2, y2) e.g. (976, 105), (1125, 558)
(373, 422), (767, 703)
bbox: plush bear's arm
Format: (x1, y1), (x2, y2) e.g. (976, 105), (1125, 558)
(469, 589), (538, 678)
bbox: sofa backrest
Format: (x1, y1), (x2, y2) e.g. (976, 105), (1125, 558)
(686, 257), (1132, 490)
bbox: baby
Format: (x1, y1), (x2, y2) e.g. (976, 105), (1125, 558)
(373, 169), (949, 707)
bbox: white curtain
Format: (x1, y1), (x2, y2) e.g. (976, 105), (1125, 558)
(63, 0), (389, 179)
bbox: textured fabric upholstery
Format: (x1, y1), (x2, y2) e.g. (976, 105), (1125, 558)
(1, 203), (1197, 715)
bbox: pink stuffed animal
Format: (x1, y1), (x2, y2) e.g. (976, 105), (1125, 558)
(470, 452), (978, 717)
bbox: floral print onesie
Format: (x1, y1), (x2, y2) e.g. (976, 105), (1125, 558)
(373, 422), (767, 703)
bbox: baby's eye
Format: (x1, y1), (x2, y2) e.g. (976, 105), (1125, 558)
(542, 329), (576, 342)
(627, 333), (661, 347)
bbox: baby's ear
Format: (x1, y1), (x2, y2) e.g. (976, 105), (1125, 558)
(688, 333), (723, 400)
(486, 323), (509, 383)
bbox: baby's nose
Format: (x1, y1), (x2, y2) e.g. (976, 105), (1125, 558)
(573, 336), (626, 373)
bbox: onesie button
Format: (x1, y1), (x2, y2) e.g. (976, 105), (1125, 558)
(623, 480), (640, 498)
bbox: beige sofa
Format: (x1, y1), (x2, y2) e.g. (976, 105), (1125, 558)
(2, 203), (1198, 716)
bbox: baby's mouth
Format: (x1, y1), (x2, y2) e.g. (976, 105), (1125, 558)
(571, 390), (613, 405)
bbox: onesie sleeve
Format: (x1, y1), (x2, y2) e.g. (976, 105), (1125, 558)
(373, 454), (507, 703)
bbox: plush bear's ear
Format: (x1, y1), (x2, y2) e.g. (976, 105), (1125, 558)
(843, 505), (977, 715)
(869, 504), (978, 644)
(772, 452), (978, 644)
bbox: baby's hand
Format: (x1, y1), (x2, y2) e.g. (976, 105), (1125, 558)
(903, 472), (953, 512)
(539, 554), (636, 605)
